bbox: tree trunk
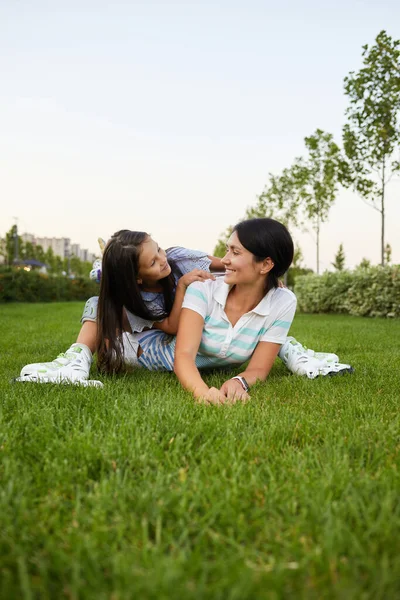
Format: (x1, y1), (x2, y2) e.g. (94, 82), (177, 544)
(381, 161), (385, 266)
(316, 215), (320, 275)
(284, 217), (289, 286)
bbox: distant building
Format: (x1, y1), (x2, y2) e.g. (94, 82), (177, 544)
(21, 233), (95, 262)
(34, 236), (71, 260)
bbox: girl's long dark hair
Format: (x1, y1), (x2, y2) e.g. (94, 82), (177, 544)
(233, 218), (294, 292)
(97, 230), (177, 374)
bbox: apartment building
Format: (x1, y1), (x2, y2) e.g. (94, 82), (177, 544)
(21, 233), (95, 262)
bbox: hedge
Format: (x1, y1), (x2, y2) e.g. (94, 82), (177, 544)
(0, 269), (99, 303)
(294, 265), (400, 318)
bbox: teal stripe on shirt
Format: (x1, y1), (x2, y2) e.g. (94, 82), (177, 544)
(186, 287), (207, 303)
(202, 330), (227, 343)
(271, 319), (291, 329)
(199, 342), (226, 355)
(230, 338), (259, 351)
(205, 316), (229, 329)
(238, 326), (268, 337)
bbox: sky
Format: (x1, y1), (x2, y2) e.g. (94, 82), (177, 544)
(1, 0), (399, 271)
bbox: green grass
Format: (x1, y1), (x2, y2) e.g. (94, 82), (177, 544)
(1, 302), (400, 599)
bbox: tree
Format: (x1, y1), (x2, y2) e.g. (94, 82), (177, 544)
(384, 243), (392, 264)
(69, 255), (93, 277)
(213, 168), (305, 283)
(44, 247), (64, 274)
(342, 30), (400, 265)
(1, 226), (24, 265)
(247, 168), (303, 229)
(358, 257), (371, 269)
(293, 129), (347, 274)
(21, 241), (36, 260)
(332, 243), (346, 271)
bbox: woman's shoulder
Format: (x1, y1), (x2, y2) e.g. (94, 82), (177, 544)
(271, 286), (297, 306)
(186, 276), (225, 302)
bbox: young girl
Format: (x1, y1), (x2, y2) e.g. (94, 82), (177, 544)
(18, 228), (353, 386)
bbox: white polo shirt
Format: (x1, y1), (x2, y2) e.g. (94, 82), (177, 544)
(181, 278), (297, 368)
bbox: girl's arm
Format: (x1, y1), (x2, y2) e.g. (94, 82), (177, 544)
(174, 308), (226, 404)
(208, 256), (224, 271)
(153, 270), (215, 335)
(219, 341), (281, 400)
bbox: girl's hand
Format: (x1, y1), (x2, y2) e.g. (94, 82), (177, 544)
(220, 379), (250, 403)
(196, 386), (227, 405)
(178, 269), (215, 290)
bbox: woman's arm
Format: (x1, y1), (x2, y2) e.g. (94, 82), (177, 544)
(221, 290), (297, 400)
(174, 308), (226, 404)
(219, 341), (281, 400)
(153, 270), (215, 335)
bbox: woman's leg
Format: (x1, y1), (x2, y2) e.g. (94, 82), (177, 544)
(278, 337), (354, 378)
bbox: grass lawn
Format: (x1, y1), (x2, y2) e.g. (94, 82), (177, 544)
(1, 302), (399, 599)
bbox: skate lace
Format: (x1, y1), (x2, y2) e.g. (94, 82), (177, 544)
(54, 351), (81, 366)
(290, 340), (308, 352)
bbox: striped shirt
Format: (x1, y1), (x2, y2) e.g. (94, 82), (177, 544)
(137, 278), (297, 371)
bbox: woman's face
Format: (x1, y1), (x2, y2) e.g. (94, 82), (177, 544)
(222, 231), (270, 286)
(137, 236), (171, 284)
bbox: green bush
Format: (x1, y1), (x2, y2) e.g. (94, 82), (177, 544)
(0, 268), (99, 303)
(294, 265), (400, 318)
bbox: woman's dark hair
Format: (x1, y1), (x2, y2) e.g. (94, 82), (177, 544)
(233, 218), (294, 292)
(97, 229), (177, 374)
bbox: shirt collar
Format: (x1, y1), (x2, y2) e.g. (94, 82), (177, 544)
(213, 279), (273, 316)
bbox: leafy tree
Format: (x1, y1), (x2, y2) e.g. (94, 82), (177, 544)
(342, 30), (400, 265)
(384, 243), (392, 264)
(293, 129), (347, 274)
(68, 256), (93, 277)
(332, 243), (346, 271)
(213, 168), (307, 285)
(44, 247), (63, 274)
(34, 245), (47, 265)
(1, 226), (24, 265)
(358, 257), (371, 269)
(248, 168), (304, 228)
(21, 241), (36, 261)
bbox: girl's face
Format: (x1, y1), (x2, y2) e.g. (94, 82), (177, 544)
(137, 237), (171, 284)
(222, 231), (272, 286)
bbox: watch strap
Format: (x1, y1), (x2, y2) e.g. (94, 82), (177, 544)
(231, 376), (250, 392)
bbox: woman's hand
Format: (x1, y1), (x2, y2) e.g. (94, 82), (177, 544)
(196, 387), (227, 405)
(220, 379), (250, 403)
(177, 269), (215, 290)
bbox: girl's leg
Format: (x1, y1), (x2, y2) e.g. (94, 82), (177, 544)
(17, 297), (100, 383)
(76, 320), (97, 353)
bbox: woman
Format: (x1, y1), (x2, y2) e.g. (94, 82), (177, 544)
(175, 218), (297, 403)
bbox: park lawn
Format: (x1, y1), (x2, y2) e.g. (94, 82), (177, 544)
(0, 302), (399, 600)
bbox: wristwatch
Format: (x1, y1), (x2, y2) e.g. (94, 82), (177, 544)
(231, 376), (250, 392)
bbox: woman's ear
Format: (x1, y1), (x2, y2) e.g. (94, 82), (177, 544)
(137, 278), (142, 285)
(260, 257), (274, 275)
